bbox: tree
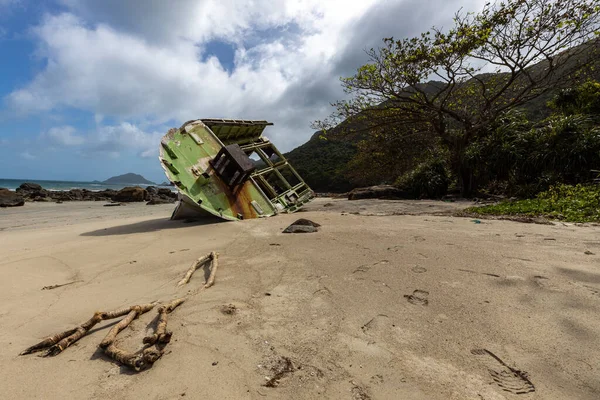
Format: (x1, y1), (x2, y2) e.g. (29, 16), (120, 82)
(315, 0), (600, 196)
(464, 81), (600, 196)
(345, 121), (437, 187)
(550, 80), (600, 115)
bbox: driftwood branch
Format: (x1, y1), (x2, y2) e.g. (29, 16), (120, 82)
(20, 303), (156, 357)
(19, 328), (78, 356)
(21, 251), (220, 370)
(96, 303), (159, 371)
(99, 304), (156, 348)
(177, 253), (214, 286)
(41, 280), (83, 290)
(204, 252), (219, 288)
(104, 345), (163, 372)
(177, 251), (218, 287)
(143, 298), (185, 346)
(101, 298), (185, 371)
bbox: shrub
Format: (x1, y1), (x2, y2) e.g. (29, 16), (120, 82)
(468, 184), (600, 222)
(395, 159), (449, 198)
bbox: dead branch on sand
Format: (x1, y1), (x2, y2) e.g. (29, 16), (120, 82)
(41, 280), (83, 290)
(21, 252), (220, 370)
(101, 298), (185, 371)
(20, 303), (156, 357)
(204, 252), (219, 288)
(105, 345), (163, 372)
(143, 298), (186, 346)
(264, 356), (295, 387)
(177, 251), (218, 287)
(99, 304), (156, 348)
(98, 303), (160, 371)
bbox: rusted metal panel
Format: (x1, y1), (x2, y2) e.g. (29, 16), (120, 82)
(159, 119), (314, 221)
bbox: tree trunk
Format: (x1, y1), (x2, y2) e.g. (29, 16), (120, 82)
(459, 165), (475, 198)
(449, 138), (476, 198)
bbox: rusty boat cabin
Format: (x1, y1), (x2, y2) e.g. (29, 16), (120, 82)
(159, 119), (314, 221)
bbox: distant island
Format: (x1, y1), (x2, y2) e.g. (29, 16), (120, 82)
(102, 173), (155, 185)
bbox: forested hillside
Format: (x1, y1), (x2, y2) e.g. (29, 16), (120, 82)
(287, 1), (600, 196)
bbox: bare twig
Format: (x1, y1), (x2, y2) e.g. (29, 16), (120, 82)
(99, 304), (156, 349)
(20, 303), (156, 357)
(143, 298), (186, 346)
(104, 344), (163, 371)
(21, 249), (222, 370)
(19, 328), (78, 355)
(104, 298), (185, 371)
(21, 312), (105, 357)
(41, 280), (83, 290)
(204, 252), (219, 288)
(96, 303), (159, 371)
(177, 253), (213, 286)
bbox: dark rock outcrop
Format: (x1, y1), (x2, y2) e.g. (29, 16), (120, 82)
(39, 188), (116, 202)
(113, 186), (148, 202)
(16, 182), (49, 201)
(146, 187), (178, 205)
(347, 185), (407, 200)
(157, 188), (175, 197)
(7, 183), (176, 204)
(146, 197), (174, 205)
(282, 219), (321, 233)
(0, 188), (25, 207)
(17, 182), (42, 192)
(9, 183), (175, 204)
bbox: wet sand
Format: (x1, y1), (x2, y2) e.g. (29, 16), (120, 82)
(1, 199), (599, 399)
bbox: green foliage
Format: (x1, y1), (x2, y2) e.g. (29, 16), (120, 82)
(395, 159), (450, 198)
(464, 110), (532, 191)
(314, 0), (600, 196)
(345, 122), (437, 187)
(469, 184), (600, 222)
(290, 80), (600, 196)
(464, 81), (600, 196)
(549, 81), (600, 115)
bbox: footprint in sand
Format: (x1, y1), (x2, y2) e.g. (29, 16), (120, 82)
(361, 314), (390, 334)
(471, 348), (535, 395)
(404, 290), (429, 306)
(387, 245), (403, 252)
(353, 265), (371, 273)
(531, 275), (562, 292)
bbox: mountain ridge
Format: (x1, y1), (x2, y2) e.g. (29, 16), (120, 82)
(102, 173), (155, 185)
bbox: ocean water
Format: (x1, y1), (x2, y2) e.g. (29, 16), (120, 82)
(0, 178), (171, 191)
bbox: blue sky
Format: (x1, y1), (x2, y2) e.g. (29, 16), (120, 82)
(0, 0), (485, 183)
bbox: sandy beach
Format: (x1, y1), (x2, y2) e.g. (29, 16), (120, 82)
(1, 198), (599, 399)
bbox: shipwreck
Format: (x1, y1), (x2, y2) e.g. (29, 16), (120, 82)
(159, 119), (314, 221)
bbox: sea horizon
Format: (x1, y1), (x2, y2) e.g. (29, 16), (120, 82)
(0, 178), (172, 192)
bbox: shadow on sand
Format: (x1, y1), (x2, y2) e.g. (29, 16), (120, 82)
(80, 216), (225, 236)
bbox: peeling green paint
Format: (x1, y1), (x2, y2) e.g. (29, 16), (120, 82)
(159, 119), (314, 221)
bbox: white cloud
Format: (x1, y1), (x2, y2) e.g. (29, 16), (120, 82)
(34, 122), (162, 158)
(7, 0), (488, 152)
(43, 125), (84, 146)
(92, 122), (162, 158)
(57, 0), (371, 45)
